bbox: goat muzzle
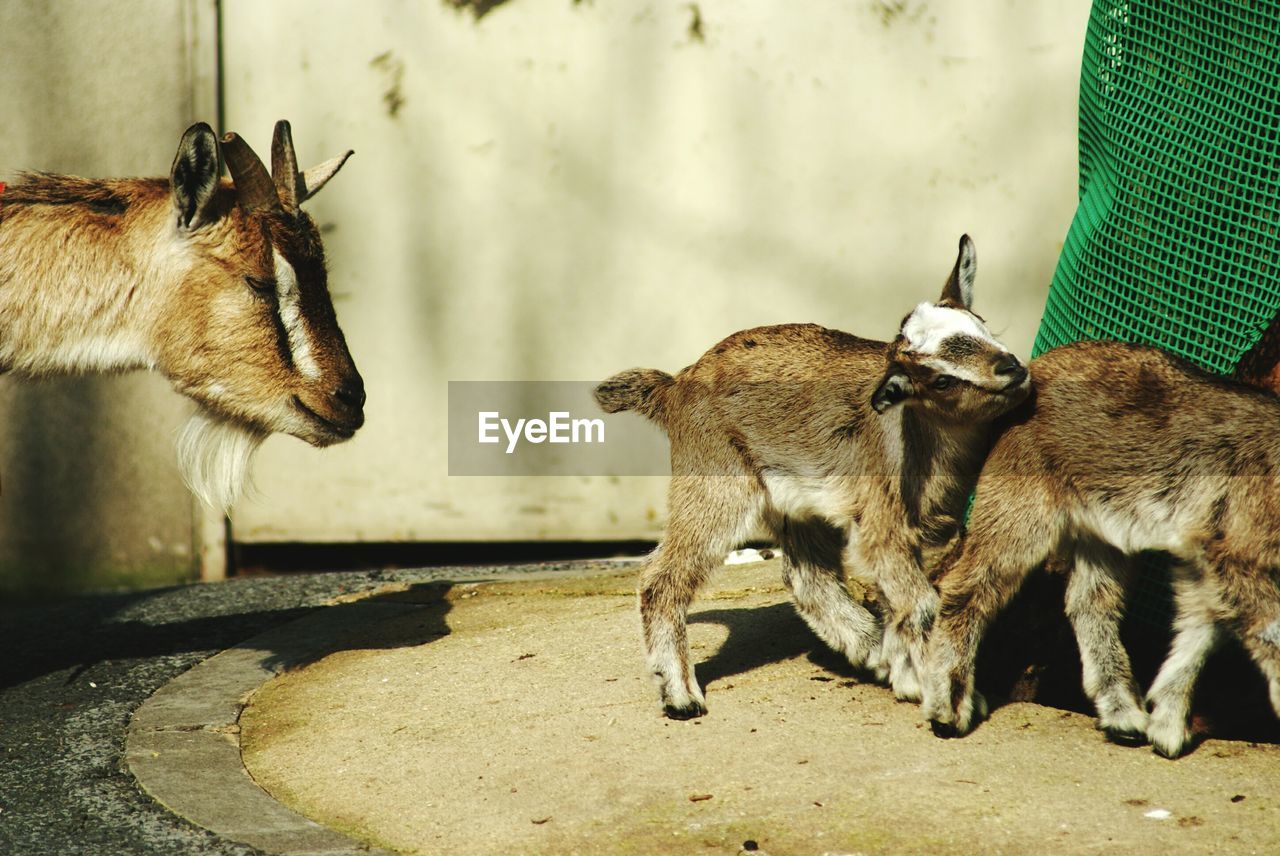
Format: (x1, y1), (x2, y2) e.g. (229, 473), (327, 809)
(993, 354), (1028, 390)
(332, 373), (367, 418)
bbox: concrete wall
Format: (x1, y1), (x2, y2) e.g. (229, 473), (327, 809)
(0, 0), (218, 592)
(224, 0), (1093, 544)
(1, 1), (1095, 589)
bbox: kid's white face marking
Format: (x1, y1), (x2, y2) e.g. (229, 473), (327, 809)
(920, 356), (988, 386)
(272, 249), (321, 380)
(901, 302), (1003, 357)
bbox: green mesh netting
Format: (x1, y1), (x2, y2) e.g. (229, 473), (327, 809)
(1033, 1), (1280, 628)
(1034, 0), (1280, 369)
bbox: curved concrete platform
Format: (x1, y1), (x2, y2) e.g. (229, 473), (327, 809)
(130, 558), (1279, 855)
(125, 591), (411, 855)
(123, 563), (631, 855)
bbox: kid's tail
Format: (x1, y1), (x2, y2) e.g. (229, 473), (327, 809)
(593, 368), (675, 426)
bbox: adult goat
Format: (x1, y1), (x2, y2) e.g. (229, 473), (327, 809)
(0, 120), (363, 511)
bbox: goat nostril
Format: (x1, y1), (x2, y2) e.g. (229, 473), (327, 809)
(994, 355), (1022, 376)
(333, 377), (366, 410)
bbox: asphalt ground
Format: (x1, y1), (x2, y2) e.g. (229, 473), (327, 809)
(0, 563), (591, 856)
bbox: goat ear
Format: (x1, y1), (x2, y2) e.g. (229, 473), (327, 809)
(871, 365), (914, 413)
(298, 150), (354, 204)
(939, 234), (976, 309)
(170, 123), (220, 231)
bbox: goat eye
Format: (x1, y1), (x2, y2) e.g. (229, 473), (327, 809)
(931, 374), (957, 390)
(244, 275), (276, 294)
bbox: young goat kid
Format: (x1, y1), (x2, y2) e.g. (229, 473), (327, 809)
(922, 340), (1280, 758)
(0, 121), (363, 511)
(595, 237), (1030, 718)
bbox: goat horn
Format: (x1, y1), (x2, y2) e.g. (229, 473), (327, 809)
(221, 132), (279, 212)
(299, 150), (354, 203)
(271, 120), (302, 213)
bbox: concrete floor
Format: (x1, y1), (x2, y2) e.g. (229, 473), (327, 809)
(238, 560), (1280, 855)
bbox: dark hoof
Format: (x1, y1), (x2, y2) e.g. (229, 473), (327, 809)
(663, 702), (707, 720)
(1103, 727), (1148, 747)
(930, 720), (960, 739)
(1152, 741), (1187, 760)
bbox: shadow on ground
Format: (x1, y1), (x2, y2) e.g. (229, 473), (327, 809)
(254, 582), (457, 674)
(681, 568), (1280, 749)
(0, 591), (308, 690)
(976, 569), (1280, 747)
(0, 575), (460, 691)
(691, 602), (820, 687)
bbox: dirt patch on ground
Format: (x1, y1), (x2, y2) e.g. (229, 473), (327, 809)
(241, 560), (1279, 854)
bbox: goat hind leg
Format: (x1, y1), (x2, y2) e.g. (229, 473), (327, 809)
(640, 475), (760, 719)
(640, 542), (717, 719)
(780, 518), (880, 674)
(1065, 544), (1147, 745)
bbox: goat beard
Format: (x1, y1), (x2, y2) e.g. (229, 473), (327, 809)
(176, 408), (268, 514)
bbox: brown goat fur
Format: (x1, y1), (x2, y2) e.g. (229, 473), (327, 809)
(596, 237), (1031, 718)
(0, 121), (362, 511)
(922, 340), (1280, 758)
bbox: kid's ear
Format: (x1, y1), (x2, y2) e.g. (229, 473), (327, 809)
(872, 364), (915, 413)
(939, 233), (976, 309)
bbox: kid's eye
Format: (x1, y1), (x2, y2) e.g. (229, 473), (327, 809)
(244, 275), (275, 294)
(932, 374), (957, 390)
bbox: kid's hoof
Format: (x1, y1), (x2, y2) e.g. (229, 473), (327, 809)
(1146, 716), (1193, 759)
(1151, 739), (1189, 760)
(930, 720), (960, 739)
(1103, 726), (1148, 747)
(663, 701), (707, 720)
